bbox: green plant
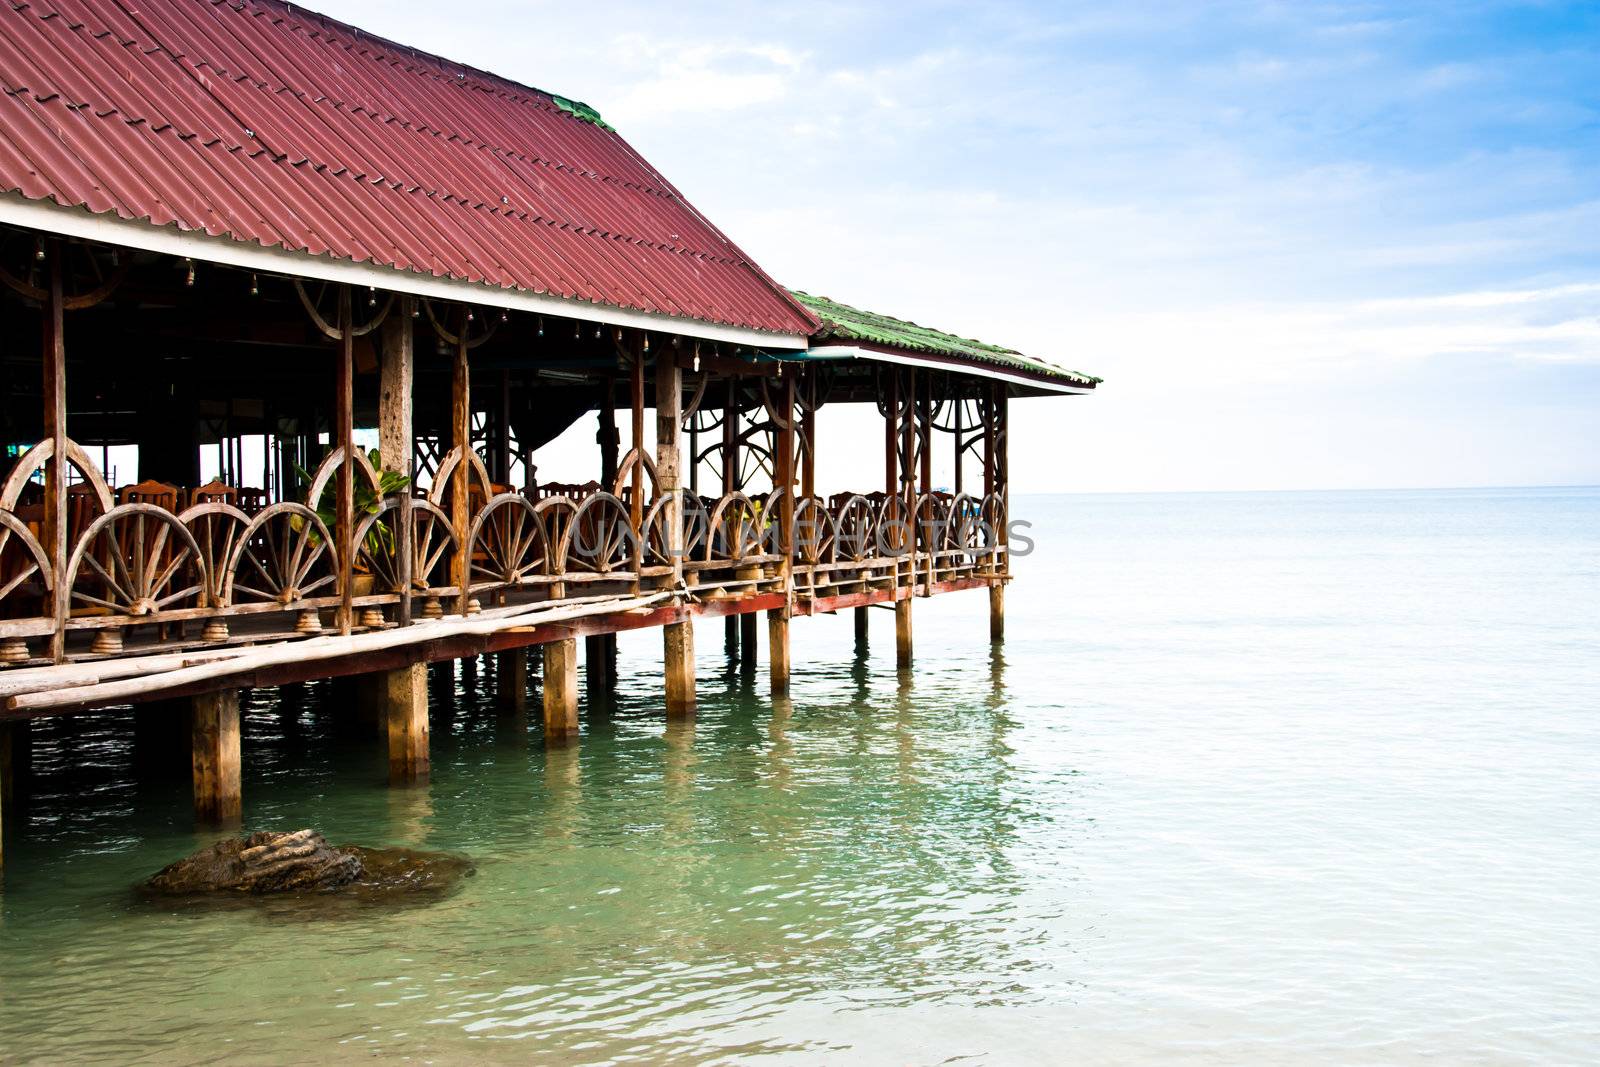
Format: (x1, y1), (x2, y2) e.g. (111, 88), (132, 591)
(293, 449), (410, 565)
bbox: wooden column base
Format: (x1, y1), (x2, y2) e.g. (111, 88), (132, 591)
(664, 619), (695, 718)
(989, 583), (1005, 643)
(543, 639), (579, 744)
(895, 596), (913, 668)
(192, 689), (242, 826)
(768, 609), (790, 694)
(497, 649), (528, 712)
(385, 663), (429, 784)
(724, 615), (739, 658)
(854, 605), (869, 646)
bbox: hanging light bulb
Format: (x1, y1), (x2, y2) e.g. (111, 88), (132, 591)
(574, 321), (581, 340)
(249, 273), (259, 296)
(183, 258), (195, 287)
(537, 316), (545, 337)
(594, 326), (602, 340)
(411, 302), (420, 319)
(33, 239), (45, 262)
(692, 343), (700, 373)
(467, 310), (475, 322)
(367, 286), (377, 307)
(499, 310), (508, 323)
(643, 334), (650, 353)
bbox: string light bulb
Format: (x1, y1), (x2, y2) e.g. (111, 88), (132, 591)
(33, 239), (45, 262)
(249, 273), (259, 296)
(184, 258), (195, 287)
(367, 286), (377, 307)
(537, 316), (544, 337)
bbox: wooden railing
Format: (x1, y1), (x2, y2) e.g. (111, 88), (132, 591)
(0, 438), (1008, 666)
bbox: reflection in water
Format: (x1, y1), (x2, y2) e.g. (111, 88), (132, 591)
(0, 595), (1014, 1059)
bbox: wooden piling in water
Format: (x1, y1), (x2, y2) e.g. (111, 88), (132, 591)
(854, 606), (869, 646)
(768, 609), (790, 694)
(543, 639), (579, 743)
(384, 663), (429, 784)
(498, 649), (528, 712)
(990, 584), (1005, 642)
(895, 598), (913, 667)
(191, 689), (242, 825)
(740, 612), (758, 670)
(663, 621), (695, 718)
(585, 635), (610, 697)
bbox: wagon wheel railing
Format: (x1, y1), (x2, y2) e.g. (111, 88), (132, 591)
(561, 492), (638, 577)
(705, 492), (765, 566)
(224, 503), (338, 636)
(642, 489), (708, 569)
(465, 492), (550, 597)
(64, 504), (206, 653)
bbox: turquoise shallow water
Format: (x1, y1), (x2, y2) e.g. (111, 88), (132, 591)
(0, 487), (1597, 1063)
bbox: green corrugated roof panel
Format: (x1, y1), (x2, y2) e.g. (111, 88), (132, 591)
(789, 290), (1100, 387)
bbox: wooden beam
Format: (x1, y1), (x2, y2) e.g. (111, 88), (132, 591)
(192, 689), (242, 825)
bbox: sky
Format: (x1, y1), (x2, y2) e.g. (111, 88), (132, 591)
(307, 0), (1599, 493)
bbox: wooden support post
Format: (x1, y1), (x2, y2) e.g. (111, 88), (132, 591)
(989, 382), (1009, 643)
(336, 286), (355, 635)
(543, 639), (579, 743)
(854, 605), (869, 646)
(740, 612), (758, 671)
(655, 336), (695, 716)
(42, 245), (67, 663)
(630, 338), (646, 534)
(664, 620), (695, 718)
(192, 689), (242, 826)
(384, 663), (429, 783)
(725, 616), (739, 658)
(379, 296), (415, 625)
(497, 649), (528, 712)
(768, 609), (790, 694)
(451, 307), (472, 615)
(895, 598), (913, 668)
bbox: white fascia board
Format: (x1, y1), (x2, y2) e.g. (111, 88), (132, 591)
(0, 193), (811, 351)
(801, 344), (1096, 395)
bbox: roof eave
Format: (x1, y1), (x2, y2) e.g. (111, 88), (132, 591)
(784, 341), (1098, 396)
(0, 193), (813, 350)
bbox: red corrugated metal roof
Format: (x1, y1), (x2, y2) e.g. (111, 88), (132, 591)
(0, 0), (818, 336)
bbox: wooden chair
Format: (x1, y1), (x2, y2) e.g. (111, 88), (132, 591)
(119, 479), (182, 512)
(191, 479), (238, 507)
(234, 487), (267, 514)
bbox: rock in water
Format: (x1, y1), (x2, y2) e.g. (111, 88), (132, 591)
(146, 829), (363, 894)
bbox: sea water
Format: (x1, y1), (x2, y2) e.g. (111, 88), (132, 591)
(0, 487), (1595, 1063)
